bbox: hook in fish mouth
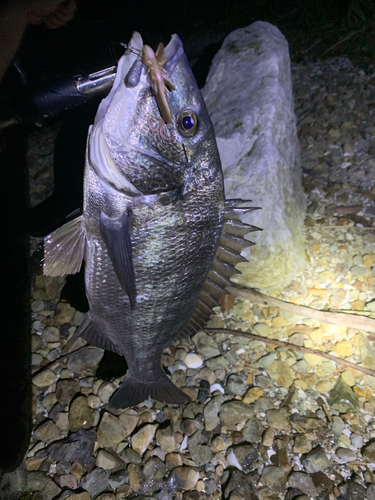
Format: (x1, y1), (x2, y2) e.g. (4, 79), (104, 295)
(147, 116), (176, 142)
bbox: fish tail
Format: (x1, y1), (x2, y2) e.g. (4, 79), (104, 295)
(109, 371), (191, 409)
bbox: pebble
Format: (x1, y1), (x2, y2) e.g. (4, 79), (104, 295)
(219, 401), (254, 429)
(97, 413), (128, 448)
(69, 396), (96, 432)
(53, 301), (76, 325)
(302, 446), (332, 473)
(184, 353), (204, 369)
(32, 369), (57, 387)
(131, 424), (157, 456)
(96, 450), (117, 469)
(191, 331), (220, 358)
(289, 472), (318, 497)
(67, 347), (104, 373)
(168, 466), (200, 490)
(56, 379), (80, 405)
(81, 467), (108, 497)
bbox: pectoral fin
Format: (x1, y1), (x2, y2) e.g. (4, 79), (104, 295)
(44, 216), (85, 277)
(100, 211), (136, 309)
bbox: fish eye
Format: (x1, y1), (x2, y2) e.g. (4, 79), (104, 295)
(177, 109), (198, 137)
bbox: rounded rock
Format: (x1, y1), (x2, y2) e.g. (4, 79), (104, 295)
(96, 450), (117, 470)
(33, 369), (57, 387)
(69, 396), (96, 432)
(168, 466), (199, 491)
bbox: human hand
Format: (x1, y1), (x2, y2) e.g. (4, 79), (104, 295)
(27, 0), (76, 29)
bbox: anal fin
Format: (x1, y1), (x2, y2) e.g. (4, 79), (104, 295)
(77, 316), (123, 356)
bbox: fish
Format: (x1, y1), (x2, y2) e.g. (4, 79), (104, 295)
(43, 31), (260, 408)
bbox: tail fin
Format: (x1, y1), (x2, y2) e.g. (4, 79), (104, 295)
(109, 372), (191, 409)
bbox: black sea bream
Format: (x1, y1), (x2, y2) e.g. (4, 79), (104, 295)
(44, 32), (258, 408)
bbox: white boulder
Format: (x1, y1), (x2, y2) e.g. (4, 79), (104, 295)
(202, 21), (306, 289)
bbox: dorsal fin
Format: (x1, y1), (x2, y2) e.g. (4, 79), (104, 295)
(183, 200), (261, 335)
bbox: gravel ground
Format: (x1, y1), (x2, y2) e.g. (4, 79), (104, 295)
(18, 56), (375, 500)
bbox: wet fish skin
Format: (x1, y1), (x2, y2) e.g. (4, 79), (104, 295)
(47, 32), (224, 408)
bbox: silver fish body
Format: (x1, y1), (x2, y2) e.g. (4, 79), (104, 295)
(44, 32), (258, 408)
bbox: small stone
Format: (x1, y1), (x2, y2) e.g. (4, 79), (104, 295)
(242, 417), (263, 443)
(33, 420), (61, 443)
(33, 369), (57, 387)
(204, 394), (229, 431)
(191, 331), (220, 358)
(172, 369), (187, 387)
(334, 340), (353, 357)
(87, 394), (101, 408)
(168, 466), (199, 491)
(42, 480), (61, 500)
(363, 441), (375, 462)
(220, 401), (254, 430)
(108, 469), (128, 490)
(289, 472), (318, 497)
(226, 373), (247, 396)
(35, 429), (95, 469)
(156, 426), (175, 453)
(226, 445), (259, 473)
(131, 424), (157, 456)
(265, 361), (294, 387)
(31, 334), (43, 352)
(261, 466), (287, 494)
(291, 359), (309, 376)
(56, 379), (80, 405)
(198, 367), (216, 385)
(165, 453), (183, 469)
(184, 352), (204, 368)
(96, 450), (117, 469)
(60, 474), (78, 489)
(97, 412), (128, 448)
(67, 347), (104, 373)
(95, 494), (115, 500)
(180, 419), (200, 436)
(367, 484), (375, 500)
(53, 301), (76, 326)
(262, 428), (274, 447)
(316, 380), (334, 393)
(243, 386), (264, 404)
(293, 435), (312, 454)
(26, 457), (45, 471)
(328, 377), (361, 413)
(211, 436), (225, 452)
(331, 416), (344, 436)
(206, 356), (230, 370)
(97, 381), (116, 404)
(32, 300), (45, 312)
(336, 447), (356, 462)
(69, 396), (96, 432)
(223, 469), (256, 499)
(65, 493), (91, 500)
(118, 409), (139, 437)
(188, 430), (212, 466)
(350, 433), (363, 449)
(55, 412), (70, 430)
(253, 323), (271, 336)
(81, 467), (108, 497)
(302, 446), (332, 473)
(266, 409), (291, 431)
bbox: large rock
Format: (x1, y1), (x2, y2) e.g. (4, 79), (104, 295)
(203, 21), (306, 289)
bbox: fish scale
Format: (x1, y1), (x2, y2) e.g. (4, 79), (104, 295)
(43, 31), (260, 408)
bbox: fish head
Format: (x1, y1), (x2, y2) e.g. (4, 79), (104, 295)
(89, 32), (223, 197)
